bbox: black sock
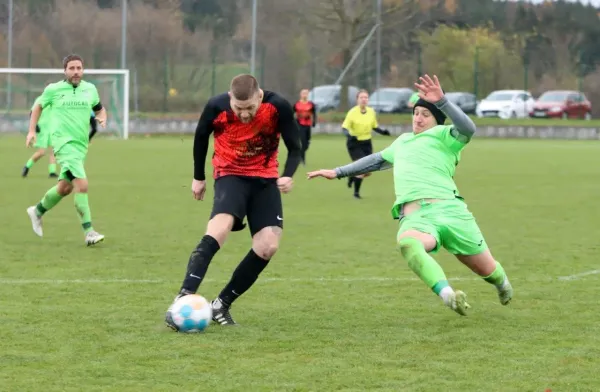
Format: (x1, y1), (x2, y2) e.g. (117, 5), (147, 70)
(353, 178), (363, 195)
(180, 235), (220, 293)
(218, 249), (269, 307)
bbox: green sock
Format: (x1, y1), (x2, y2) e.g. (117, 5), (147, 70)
(483, 261), (507, 287)
(74, 193), (94, 233)
(26, 159), (35, 169)
(398, 237), (449, 295)
(35, 186), (64, 216)
(48, 163), (57, 174)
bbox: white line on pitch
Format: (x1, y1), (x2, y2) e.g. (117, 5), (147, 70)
(557, 269), (600, 281)
(0, 278), (165, 285)
(0, 277), (468, 285)
(0, 274), (595, 285)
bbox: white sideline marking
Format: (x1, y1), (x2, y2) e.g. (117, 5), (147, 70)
(0, 278), (164, 285)
(557, 269), (600, 281)
(0, 277), (481, 285)
(0, 273), (596, 285)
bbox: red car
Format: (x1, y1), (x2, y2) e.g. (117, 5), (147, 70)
(530, 90), (592, 120)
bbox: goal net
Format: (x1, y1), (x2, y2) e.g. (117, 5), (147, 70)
(0, 68), (130, 139)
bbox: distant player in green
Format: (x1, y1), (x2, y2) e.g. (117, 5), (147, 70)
(307, 75), (513, 316)
(25, 54), (108, 246)
(21, 95), (58, 178)
(407, 91), (419, 109)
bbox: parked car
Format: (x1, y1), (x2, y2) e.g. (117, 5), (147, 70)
(445, 92), (477, 114)
(308, 84), (360, 113)
(530, 90), (592, 120)
(369, 87), (414, 113)
(475, 90), (535, 119)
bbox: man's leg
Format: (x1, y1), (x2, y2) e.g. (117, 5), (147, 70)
(70, 176), (103, 245)
(300, 125), (310, 163)
(22, 149), (46, 178)
(54, 150), (103, 245)
(397, 206), (470, 316)
(441, 204), (513, 305)
(26, 179), (72, 237)
(348, 141), (372, 199)
(211, 179), (283, 326)
(48, 149), (58, 178)
(165, 176), (249, 330)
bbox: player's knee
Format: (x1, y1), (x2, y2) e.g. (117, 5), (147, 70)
(73, 179), (88, 193)
(397, 237), (428, 272)
(397, 237), (422, 256)
(57, 181), (73, 196)
(252, 227), (281, 259)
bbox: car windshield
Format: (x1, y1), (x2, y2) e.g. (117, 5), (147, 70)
(538, 92), (569, 102)
(310, 86), (338, 99)
(485, 92), (514, 101)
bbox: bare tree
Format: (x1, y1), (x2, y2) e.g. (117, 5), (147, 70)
(296, 0), (435, 110)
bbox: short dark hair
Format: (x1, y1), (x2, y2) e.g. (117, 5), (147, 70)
(230, 74), (260, 101)
(63, 54), (84, 69)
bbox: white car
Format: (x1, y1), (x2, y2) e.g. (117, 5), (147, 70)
(475, 90), (536, 119)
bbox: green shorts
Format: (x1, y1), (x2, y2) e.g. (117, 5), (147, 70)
(397, 199), (488, 256)
(35, 131), (51, 149)
(55, 143), (87, 181)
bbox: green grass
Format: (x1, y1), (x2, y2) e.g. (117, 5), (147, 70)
(1, 135), (600, 391)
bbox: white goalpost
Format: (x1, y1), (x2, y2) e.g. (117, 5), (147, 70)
(0, 68), (130, 139)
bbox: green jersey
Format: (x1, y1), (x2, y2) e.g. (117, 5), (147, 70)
(39, 80), (100, 154)
(32, 95), (51, 132)
(380, 125), (468, 218)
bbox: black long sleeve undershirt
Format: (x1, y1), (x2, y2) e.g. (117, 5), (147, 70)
(192, 100), (218, 181)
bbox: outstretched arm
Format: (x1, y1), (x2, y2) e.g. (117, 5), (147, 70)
(334, 152), (392, 178)
(373, 127), (390, 136)
(307, 152), (392, 180)
(435, 96), (476, 142)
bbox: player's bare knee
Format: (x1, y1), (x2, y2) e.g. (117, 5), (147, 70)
(206, 214), (235, 246)
(57, 180), (73, 196)
(72, 179), (89, 193)
(252, 226), (282, 259)
(397, 231), (436, 254)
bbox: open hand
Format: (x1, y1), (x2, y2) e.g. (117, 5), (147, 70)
(307, 169), (337, 180)
(414, 74), (444, 103)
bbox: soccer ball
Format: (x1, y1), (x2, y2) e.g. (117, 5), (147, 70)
(170, 294), (212, 333)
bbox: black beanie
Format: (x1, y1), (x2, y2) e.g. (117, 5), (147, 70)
(413, 98), (447, 125)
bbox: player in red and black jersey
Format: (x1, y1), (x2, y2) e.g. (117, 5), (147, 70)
(293, 88), (317, 163)
(165, 74), (302, 329)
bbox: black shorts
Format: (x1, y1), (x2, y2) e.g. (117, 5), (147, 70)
(347, 139), (373, 161)
(210, 175), (283, 236)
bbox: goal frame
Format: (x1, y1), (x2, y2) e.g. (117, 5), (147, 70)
(0, 68), (130, 139)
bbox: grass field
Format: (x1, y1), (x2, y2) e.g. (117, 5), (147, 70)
(2, 135), (600, 391)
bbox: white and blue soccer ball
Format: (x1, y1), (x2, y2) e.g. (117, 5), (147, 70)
(171, 294), (212, 333)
